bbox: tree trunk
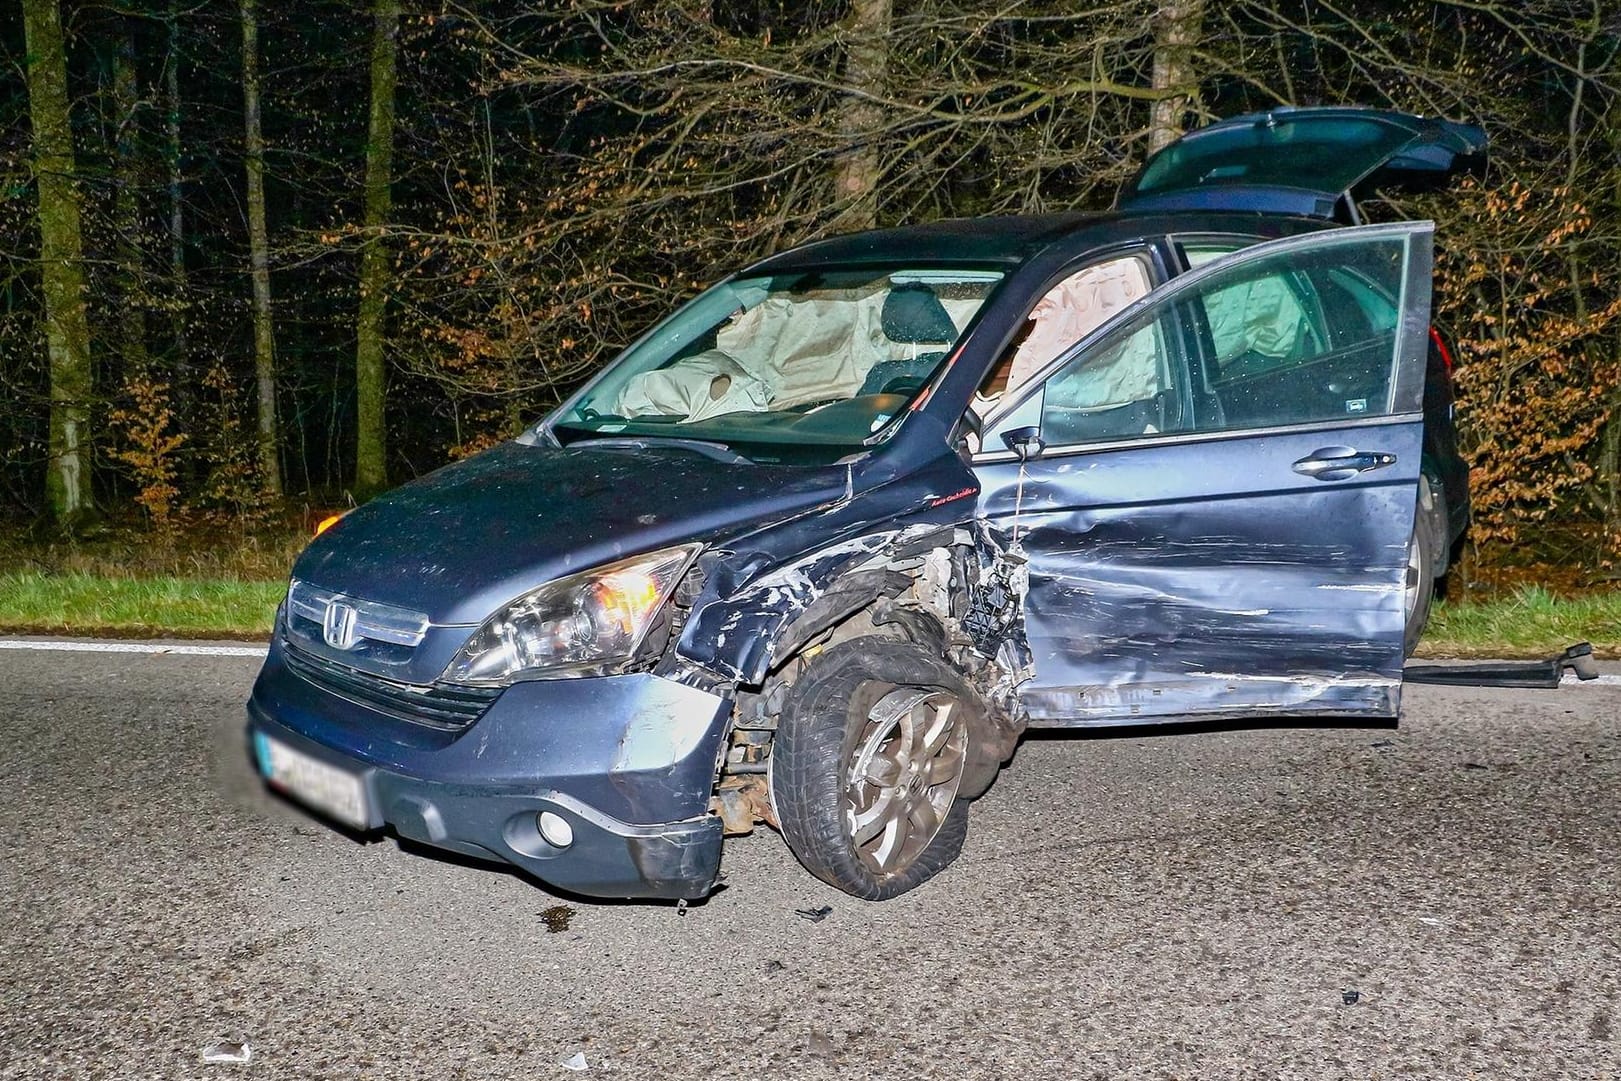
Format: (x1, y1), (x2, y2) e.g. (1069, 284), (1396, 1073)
(354, 0), (399, 500)
(241, 0), (281, 497)
(1147, 0), (1206, 155)
(22, 0), (96, 526)
(165, 1), (190, 400)
(113, 19), (150, 380)
(832, 0), (891, 230)
(1600, 97), (1621, 548)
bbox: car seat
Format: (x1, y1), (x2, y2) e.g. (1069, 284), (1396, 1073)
(857, 284), (958, 396)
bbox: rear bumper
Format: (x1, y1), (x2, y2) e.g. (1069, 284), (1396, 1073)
(246, 638), (731, 900)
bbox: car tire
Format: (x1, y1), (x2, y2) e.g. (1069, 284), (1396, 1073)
(770, 637), (984, 899)
(1403, 476), (1445, 657)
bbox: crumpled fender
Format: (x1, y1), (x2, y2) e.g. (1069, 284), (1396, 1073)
(674, 450), (982, 687)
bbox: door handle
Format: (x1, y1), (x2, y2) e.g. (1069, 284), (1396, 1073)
(1291, 446), (1397, 482)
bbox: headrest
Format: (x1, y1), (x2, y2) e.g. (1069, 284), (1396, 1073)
(881, 284), (958, 345)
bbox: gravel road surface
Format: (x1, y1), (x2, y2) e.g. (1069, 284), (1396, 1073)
(1, 644), (1616, 1080)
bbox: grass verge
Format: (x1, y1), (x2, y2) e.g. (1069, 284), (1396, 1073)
(0, 571), (1613, 657)
(1413, 585), (1620, 659)
(0, 571), (283, 639)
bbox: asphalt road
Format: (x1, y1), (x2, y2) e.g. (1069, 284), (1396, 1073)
(1, 645), (1617, 1080)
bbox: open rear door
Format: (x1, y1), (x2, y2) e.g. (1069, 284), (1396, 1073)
(973, 222), (1435, 726)
(1118, 107), (1486, 220)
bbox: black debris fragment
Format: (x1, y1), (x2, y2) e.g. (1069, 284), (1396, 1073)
(796, 905), (834, 923)
(1404, 641), (1598, 688)
(1342, 989), (1361, 1005)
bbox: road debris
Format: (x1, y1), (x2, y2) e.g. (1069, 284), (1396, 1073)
(765, 959), (786, 975)
(200, 1041), (252, 1064)
(540, 905), (575, 933)
(1404, 641), (1599, 689)
(559, 1051), (589, 1071)
(1341, 989), (1361, 1005)
(796, 905), (834, 923)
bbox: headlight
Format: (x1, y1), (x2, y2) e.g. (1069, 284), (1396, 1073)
(441, 545), (699, 685)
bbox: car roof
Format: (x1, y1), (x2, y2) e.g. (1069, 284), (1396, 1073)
(742, 208), (1328, 276)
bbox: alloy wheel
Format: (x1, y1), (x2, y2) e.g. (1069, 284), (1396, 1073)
(843, 688), (968, 876)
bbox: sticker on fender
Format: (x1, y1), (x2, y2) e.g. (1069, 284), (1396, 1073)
(254, 733), (370, 830)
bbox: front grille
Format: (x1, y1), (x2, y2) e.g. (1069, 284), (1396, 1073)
(282, 639), (499, 731)
(287, 578), (429, 644)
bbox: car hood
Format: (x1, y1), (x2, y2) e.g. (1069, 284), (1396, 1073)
(293, 440), (852, 626)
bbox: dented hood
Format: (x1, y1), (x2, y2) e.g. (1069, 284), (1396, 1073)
(292, 440), (851, 625)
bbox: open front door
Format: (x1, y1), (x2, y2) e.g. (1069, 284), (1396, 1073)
(973, 222), (1434, 726)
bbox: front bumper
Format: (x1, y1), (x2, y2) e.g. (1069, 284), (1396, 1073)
(247, 638), (731, 900)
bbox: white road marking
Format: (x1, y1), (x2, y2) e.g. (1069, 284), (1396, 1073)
(0, 638), (1614, 685)
(0, 639), (266, 658)
(1564, 673), (1621, 686)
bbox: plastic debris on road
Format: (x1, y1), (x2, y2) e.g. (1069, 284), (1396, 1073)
(795, 904), (833, 923)
(560, 1051), (589, 1072)
(1341, 989), (1361, 1005)
(201, 1041), (252, 1064)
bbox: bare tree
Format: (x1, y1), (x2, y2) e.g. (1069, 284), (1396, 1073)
(112, 17), (150, 379)
(1147, 0), (1206, 153)
(354, 0), (400, 499)
(832, 0), (893, 229)
(22, 0), (95, 526)
(240, 0), (280, 497)
(164, 0), (190, 399)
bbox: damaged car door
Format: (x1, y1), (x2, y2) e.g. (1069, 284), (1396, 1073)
(974, 222), (1435, 725)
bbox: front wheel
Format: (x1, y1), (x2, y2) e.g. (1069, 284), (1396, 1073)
(770, 637), (986, 899)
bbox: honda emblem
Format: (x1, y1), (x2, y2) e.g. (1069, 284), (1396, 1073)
(322, 599), (360, 650)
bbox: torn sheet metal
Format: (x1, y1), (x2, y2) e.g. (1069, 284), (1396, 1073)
(673, 453), (983, 686)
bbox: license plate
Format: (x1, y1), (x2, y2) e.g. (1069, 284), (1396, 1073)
(254, 733), (370, 830)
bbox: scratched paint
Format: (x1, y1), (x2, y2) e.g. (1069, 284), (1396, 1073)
(974, 418), (1426, 726)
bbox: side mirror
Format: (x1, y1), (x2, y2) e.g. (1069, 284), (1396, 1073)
(1001, 425), (1045, 461)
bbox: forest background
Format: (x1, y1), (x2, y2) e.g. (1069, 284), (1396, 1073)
(3, 0), (1620, 597)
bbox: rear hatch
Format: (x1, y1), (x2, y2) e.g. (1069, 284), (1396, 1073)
(1118, 107), (1487, 221)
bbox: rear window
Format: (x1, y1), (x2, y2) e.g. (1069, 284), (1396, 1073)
(1135, 116), (1417, 196)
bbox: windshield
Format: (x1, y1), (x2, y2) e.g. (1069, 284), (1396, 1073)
(552, 267), (1003, 460)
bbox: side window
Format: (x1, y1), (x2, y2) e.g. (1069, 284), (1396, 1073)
(1179, 242), (1245, 270)
(979, 255), (1152, 403)
(992, 234), (1412, 453)
(977, 254), (1171, 447)
(1186, 242), (1407, 432)
(1197, 270), (1326, 380)
(1037, 312), (1182, 445)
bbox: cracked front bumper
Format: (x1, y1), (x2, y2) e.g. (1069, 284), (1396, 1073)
(246, 638), (731, 900)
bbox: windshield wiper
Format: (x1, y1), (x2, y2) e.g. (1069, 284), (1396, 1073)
(570, 434), (752, 465)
